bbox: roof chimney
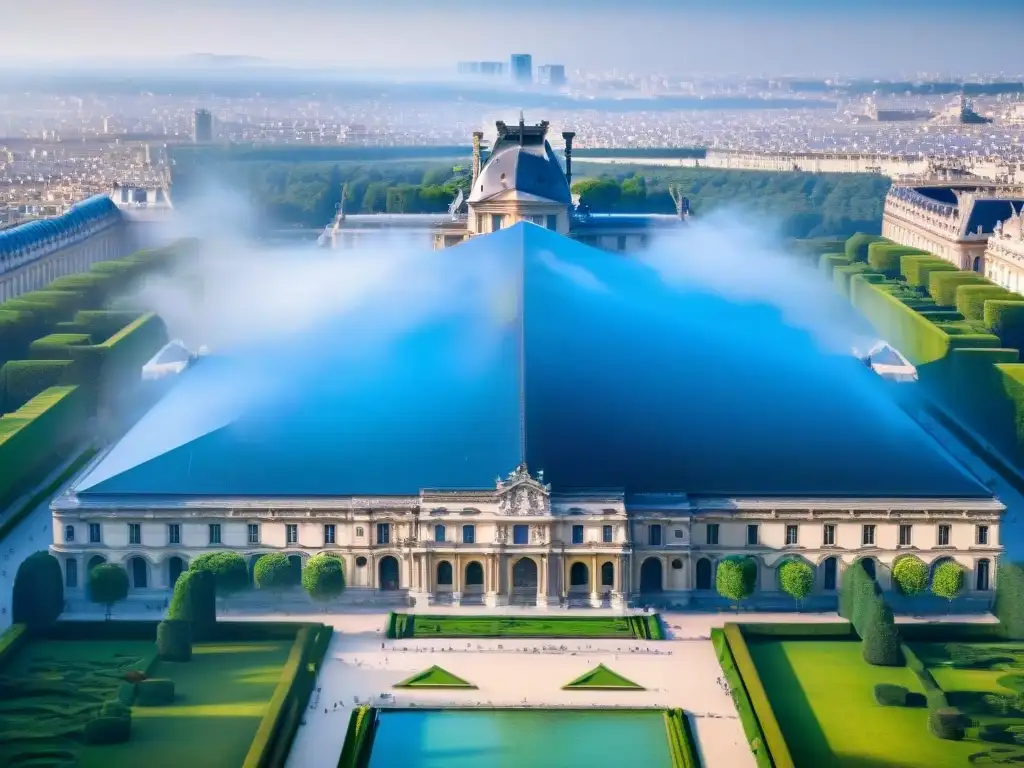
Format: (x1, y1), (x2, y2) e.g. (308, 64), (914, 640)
(471, 132), (484, 186)
(562, 131), (575, 190)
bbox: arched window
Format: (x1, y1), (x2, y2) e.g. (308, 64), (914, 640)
(977, 559), (991, 591)
(695, 558), (712, 590)
(601, 561), (614, 587)
(131, 557), (148, 589)
(823, 557), (837, 591)
(434, 524), (446, 543)
(437, 561), (453, 586)
(570, 562), (589, 587)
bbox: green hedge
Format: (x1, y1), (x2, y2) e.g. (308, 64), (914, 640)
(0, 386), (88, 508)
(833, 263), (879, 298)
(723, 624), (795, 768)
(3, 290), (84, 325)
(0, 624), (29, 666)
(710, 629), (772, 768)
(336, 706), (378, 768)
(663, 708), (701, 768)
(846, 233), (889, 263)
(867, 242), (928, 279)
(0, 446), (96, 545)
(68, 312), (167, 401)
(385, 611), (398, 639)
(819, 252), (852, 278)
(897, 622), (1008, 643)
(74, 310), (142, 342)
(0, 359), (75, 411)
(901, 254), (958, 288)
(917, 310), (964, 322)
(995, 562), (1024, 640)
(956, 284), (1024, 322)
(984, 300), (1024, 351)
(929, 270), (993, 306)
(28, 333), (93, 361)
(738, 623), (854, 639)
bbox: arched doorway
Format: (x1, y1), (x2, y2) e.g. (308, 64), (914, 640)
(973, 255), (982, 273)
(378, 556), (399, 591)
(569, 562), (589, 592)
(437, 561), (453, 588)
(511, 557), (538, 605)
(977, 559), (991, 591)
(600, 561), (614, 589)
(288, 555), (302, 584)
(640, 557), (663, 593)
(465, 562), (484, 589)
(130, 557), (148, 589)
(87, 555), (106, 574)
(168, 557), (185, 587)
(696, 558), (712, 590)
(860, 558), (877, 580)
(248, 554), (262, 585)
(823, 557), (837, 591)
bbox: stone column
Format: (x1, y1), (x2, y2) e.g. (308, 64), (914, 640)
(611, 554), (626, 610)
(589, 553), (601, 607)
(537, 555), (548, 608)
(452, 553), (462, 606)
(561, 554), (569, 604)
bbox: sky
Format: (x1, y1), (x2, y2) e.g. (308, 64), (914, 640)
(5, 0), (1023, 78)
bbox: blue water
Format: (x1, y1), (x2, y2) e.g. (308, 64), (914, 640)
(366, 709), (673, 768)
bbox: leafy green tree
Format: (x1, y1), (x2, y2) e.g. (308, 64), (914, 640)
(892, 556), (929, 597)
(12, 551), (64, 630)
(302, 553), (346, 608)
(254, 553), (298, 593)
(778, 559), (814, 610)
(88, 563), (129, 619)
(716, 556), (757, 610)
(167, 569), (217, 637)
(190, 552), (250, 611)
(932, 561), (965, 606)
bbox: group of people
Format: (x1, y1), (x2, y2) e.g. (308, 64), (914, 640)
(374, 641), (673, 656)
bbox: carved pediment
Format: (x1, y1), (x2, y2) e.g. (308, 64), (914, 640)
(495, 463), (551, 516)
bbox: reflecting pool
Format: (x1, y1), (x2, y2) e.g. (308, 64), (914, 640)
(367, 709), (673, 768)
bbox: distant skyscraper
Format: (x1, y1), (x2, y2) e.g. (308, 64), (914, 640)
(510, 54), (533, 84)
(193, 109), (213, 144)
(537, 65), (567, 87)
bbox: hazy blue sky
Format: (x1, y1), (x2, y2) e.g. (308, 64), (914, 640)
(6, 0), (1023, 77)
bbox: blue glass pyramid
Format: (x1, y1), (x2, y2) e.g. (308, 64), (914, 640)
(76, 223), (988, 499)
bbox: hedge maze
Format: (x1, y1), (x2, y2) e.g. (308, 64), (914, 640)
(0, 240), (196, 520)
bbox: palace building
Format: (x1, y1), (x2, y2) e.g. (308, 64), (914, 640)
(51, 223), (1004, 611)
(322, 116), (689, 253)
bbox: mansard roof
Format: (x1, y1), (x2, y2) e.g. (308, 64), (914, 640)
(0, 195), (120, 260)
(74, 223), (990, 500)
(468, 120), (571, 206)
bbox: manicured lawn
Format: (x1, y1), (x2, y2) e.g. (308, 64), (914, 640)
(563, 663), (644, 690)
(748, 639), (999, 767)
(394, 665), (476, 689)
(391, 614), (660, 639)
(0, 638), (291, 768)
(84, 640), (291, 768)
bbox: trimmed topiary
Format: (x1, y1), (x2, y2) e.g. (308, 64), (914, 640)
(995, 562), (1024, 640)
(100, 700), (131, 719)
(84, 716), (131, 744)
(87, 562), (129, 620)
(861, 600), (903, 667)
(715, 556), (757, 609)
(892, 556), (929, 597)
(984, 300), (1024, 352)
(929, 270), (992, 306)
(167, 569), (216, 638)
(778, 559), (814, 610)
(846, 233), (888, 263)
(932, 561), (965, 605)
(956, 284), (1024, 322)
(254, 553), (299, 592)
(136, 679), (175, 706)
(302, 553), (346, 604)
(928, 707), (969, 740)
(12, 551), (64, 630)
(156, 619), (192, 662)
(189, 551), (250, 607)
(873, 683), (909, 706)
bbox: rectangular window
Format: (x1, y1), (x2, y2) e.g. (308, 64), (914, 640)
(862, 524), (876, 546)
(899, 524), (912, 547)
(546, 214), (558, 231)
(572, 525), (584, 544)
(513, 524), (529, 545)
(491, 214), (503, 232)
(462, 524), (475, 544)
(977, 559), (991, 591)
(66, 559), (77, 589)
(128, 523), (141, 545)
(168, 524), (180, 545)
(602, 524), (613, 543)
(356, 526), (364, 538)
(823, 524), (835, 546)
(64, 524), (75, 543)
(674, 529), (684, 539)
(89, 523), (101, 543)
(248, 523), (260, 545)
(706, 524), (719, 545)
(324, 524), (336, 545)
(376, 523), (390, 545)
(746, 524), (759, 546)
(938, 524), (951, 547)
(785, 525), (798, 546)
(286, 524), (298, 545)
(209, 523), (221, 545)
(649, 525), (662, 546)
(977, 525), (989, 546)
(617, 235), (627, 251)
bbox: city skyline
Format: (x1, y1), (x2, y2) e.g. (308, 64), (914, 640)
(3, 0), (1023, 78)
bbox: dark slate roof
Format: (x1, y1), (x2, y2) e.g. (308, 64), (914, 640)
(75, 223), (989, 500)
(914, 186), (960, 205)
(468, 143), (571, 205)
(966, 199), (1024, 235)
(0, 195), (120, 260)
(571, 214), (682, 230)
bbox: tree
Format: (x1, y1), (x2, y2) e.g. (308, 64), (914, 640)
(892, 556), (929, 597)
(254, 553), (298, 593)
(12, 551), (64, 630)
(860, 600), (903, 666)
(778, 559), (814, 610)
(190, 552), (250, 611)
(88, 563), (129, 620)
(302, 553), (346, 608)
(716, 556), (757, 610)
(932, 561), (965, 607)
(167, 569), (216, 638)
